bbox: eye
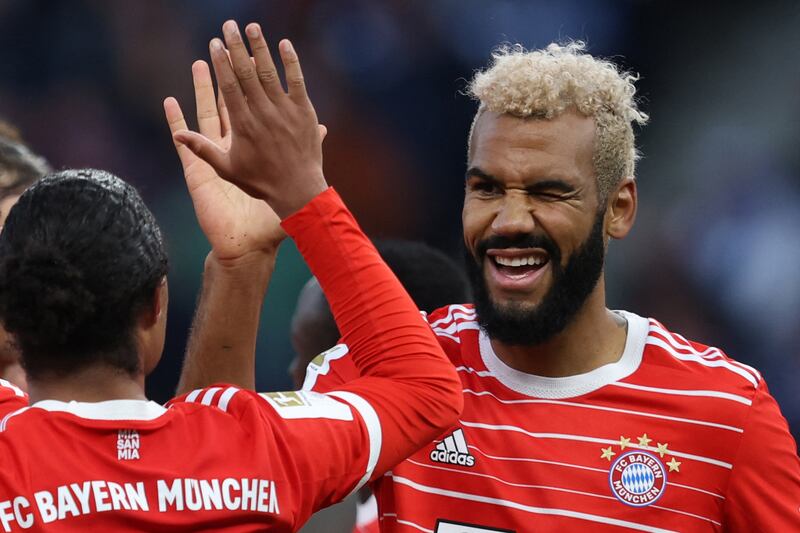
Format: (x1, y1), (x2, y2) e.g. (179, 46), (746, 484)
(468, 179), (501, 197)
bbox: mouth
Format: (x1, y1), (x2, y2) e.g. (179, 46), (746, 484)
(485, 248), (551, 294)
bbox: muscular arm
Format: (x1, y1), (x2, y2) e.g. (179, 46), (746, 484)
(176, 250), (274, 394)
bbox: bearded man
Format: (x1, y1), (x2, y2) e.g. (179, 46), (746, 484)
(178, 34), (800, 532)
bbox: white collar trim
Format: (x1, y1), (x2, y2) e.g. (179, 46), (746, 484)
(478, 310), (649, 399)
(31, 399), (167, 421)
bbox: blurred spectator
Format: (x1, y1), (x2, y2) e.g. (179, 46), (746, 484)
(0, 120), (52, 390)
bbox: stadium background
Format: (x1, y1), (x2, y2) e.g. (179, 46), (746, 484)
(0, 0), (798, 441)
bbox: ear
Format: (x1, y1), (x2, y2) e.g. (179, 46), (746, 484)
(140, 277), (168, 328)
(605, 177), (637, 240)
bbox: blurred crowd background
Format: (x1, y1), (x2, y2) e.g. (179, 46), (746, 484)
(0, 0), (798, 440)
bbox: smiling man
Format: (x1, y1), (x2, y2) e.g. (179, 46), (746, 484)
(182, 40), (800, 531)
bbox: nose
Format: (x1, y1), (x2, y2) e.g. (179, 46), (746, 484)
(491, 193), (535, 237)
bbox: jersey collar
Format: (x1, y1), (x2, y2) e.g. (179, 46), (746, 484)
(31, 399), (167, 421)
(478, 310), (649, 399)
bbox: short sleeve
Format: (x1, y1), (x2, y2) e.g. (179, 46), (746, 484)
(723, 380), (800, 530)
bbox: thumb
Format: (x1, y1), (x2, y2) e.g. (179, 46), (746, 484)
(172, 130), (232, 178)
(318, 124), (328, 144)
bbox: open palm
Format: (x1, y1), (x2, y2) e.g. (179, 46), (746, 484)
(165, 60), (285, 261)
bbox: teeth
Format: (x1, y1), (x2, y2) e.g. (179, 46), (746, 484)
(494, 255), (544, 267)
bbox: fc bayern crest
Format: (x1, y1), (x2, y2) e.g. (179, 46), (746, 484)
(608, 451), (667, 507)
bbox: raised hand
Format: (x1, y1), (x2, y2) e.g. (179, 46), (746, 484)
(173, 20), (328, 219)
(164, 60), (287, 261)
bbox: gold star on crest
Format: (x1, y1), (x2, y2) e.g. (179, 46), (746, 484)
(601, 447), (616, 461)
(618, 436), (631, 450)
(637, 433), (652, 447)
(655, 442), (669, 458)
(666, 457), (681, 472)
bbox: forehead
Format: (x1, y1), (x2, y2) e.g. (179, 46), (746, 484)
(468, 110), (596, 185)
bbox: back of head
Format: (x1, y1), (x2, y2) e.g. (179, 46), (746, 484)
(0, 169), (169, 380)
(374, 240), (470, 313)
(467, 42), (648, 196)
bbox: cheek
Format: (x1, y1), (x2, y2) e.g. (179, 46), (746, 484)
(462, 199), (493, 251)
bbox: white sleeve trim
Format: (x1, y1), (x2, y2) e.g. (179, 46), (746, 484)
(0, 378), (25, 397)
(327, 391), (382, 494)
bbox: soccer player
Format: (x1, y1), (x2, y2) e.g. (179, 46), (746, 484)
(181, 24), (800, 531)
(0, 27), (463, 532)
(0, 127), (51, 391)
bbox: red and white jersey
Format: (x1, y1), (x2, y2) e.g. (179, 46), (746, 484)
(306, 304), (800, 532)
(0, 383), (382, 532)
(0, 188), (462, 532)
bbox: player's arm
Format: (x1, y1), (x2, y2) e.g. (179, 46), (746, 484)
(172, 18), (462, 518)
(165, 61), (299, 393)
(722, 379), (800, 530)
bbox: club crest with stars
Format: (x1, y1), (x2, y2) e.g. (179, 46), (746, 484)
(600, 434), (682, 507)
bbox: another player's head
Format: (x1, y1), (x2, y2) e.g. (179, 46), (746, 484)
(0, 124), (51, 390)
(0, 169), (169, 386)
(0, 125), (51, 226)
(289, 240), (470, 388)
(462, 42), (647, 346)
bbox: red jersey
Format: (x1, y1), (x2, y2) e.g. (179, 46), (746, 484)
(306, 304), (800, 532)
(0, 189), (462, 532)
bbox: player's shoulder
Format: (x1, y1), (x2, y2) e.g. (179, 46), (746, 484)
(425, 303), (480, 362)
(172, 385), (352, 424)
(640, 314), (762, 397)
(169, 384), (253, 417)
(0, 378), (28, 417)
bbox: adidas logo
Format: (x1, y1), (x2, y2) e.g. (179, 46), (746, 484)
(430, 428), (475, 467)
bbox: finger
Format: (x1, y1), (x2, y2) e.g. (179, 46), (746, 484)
(191, 60), (222, 141)
(222, 20), (268, 107)
(318, 124), (328, 142)
(209, 37), (249, 121)
(172, 129), (233, 178)
(163, 97), (198, 168)
(217, 91), (231, 139)
(279, 39), (310, 104)
(244, 23), (283, 101)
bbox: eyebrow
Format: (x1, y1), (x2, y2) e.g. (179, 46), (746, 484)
(465, 166), (576, 194)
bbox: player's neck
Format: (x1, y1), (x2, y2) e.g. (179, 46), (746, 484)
(489, 284), (628, 378)
(27, 363), (147, 404)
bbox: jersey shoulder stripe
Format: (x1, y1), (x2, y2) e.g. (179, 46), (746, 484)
(426, 303), (476, 329)
(646, 320), (760, 389)
(176, 385), (241, 412)
(0, 379), (25, 398)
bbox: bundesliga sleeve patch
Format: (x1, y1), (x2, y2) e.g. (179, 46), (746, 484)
(259, 391), (354, 421)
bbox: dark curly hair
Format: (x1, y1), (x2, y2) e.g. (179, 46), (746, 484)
(0, 169), (169, 379)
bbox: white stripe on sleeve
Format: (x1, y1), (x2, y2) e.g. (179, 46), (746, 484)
(217, 387), (239, 412)
(200, 387), (222, 406)
(327, 391), (382, 494)
(184, 389), (203, 403)
(0, 379), (24, 397)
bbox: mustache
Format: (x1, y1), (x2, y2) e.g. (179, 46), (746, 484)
(475, 234), (560, 260)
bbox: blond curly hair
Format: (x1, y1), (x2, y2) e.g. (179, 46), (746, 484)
(467, 42), (648, 196)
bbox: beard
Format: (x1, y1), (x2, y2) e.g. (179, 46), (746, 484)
(465, 209), (607, 346)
